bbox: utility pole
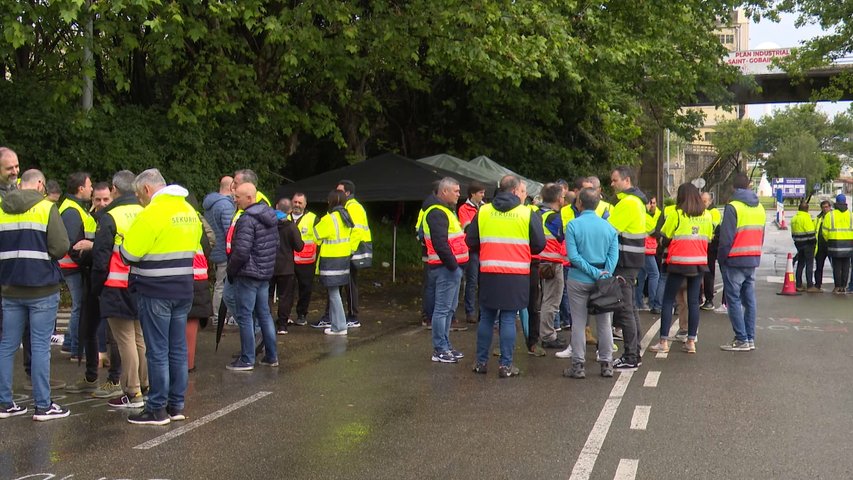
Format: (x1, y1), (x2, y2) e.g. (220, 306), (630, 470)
(82, 0), (93, 111)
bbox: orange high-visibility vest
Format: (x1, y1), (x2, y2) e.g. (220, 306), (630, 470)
(533, 209), (565, 264)
(225, 210), (243, 255)
(663, 210), (713, 266)
(423, 204), (469, 266)
(290, 211), (318, 264)
(728, 200), (766, 258)
(104, 204), (144, 288)
(193, 249), (208, 280)
(478, 202), (532, 275)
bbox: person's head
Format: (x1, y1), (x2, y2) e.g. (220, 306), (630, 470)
(587, 176), (602, 193)
(701, 192), (713, 209)
(610, 166), (634, 193)
(45, 180), (62, 202)
(578, 187), (600, 212)
(292, 193), (307, 215)
(556, 179), (569, 195)
(19, 169), (46, 193)
(676, 182), (705, 217)
(231, 169), (259, 193)
(467, 181), (486, 204)
(336, 180), (355, 197)
(219, 175), (234, 195)
(798, 201), (810, 213)
(234, 182), (257, 211)
(732, 172), (751, 190)
(66, 172), (92, 200)
(573, 176), (592, 193)
(111, 170), (135, 197)
(565, 191), (576, 208)
(647, 196), (658, 212)
(276, 198), (292, 215)
(92, 181), (112, 211)
(0, 147), (20, 185)
(437, 177), (461, 206)
(327, 190), (347, 212)
(132, 168), (167, 207)
(540, 183), (563, 207)
(499, 175), (526, 201)
(821, 200), (832, 213)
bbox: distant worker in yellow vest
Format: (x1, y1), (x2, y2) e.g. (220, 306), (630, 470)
(791, 201), (819, 293)
(718, 173), (765, 352)
(335, 179), (372, 328)
(821, 194), (853, 294)
(587, 175), (612, 220)
(813, 200), (833, 290)
(286, 192), (319, 327)
(700, 192), (723, 311)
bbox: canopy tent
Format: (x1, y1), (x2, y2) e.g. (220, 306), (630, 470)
(469, 155), (543, 198)
(416, 154), (502, 188)
(276, 152), (495, 202)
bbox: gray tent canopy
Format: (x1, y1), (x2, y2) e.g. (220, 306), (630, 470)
(417, 154), (501, 188)
(469, 155), (543, 198)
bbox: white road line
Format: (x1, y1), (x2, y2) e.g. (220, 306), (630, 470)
(654, 352), (668, 359)
(133, 391), (272, 450)
(630, 406), (651, 430)
(569, 319), (659, 480)
(63, 398), (102, 407)
(401, 327), (424, 336)
(613, 459), (639, 480)
(643, 371), (660, 388)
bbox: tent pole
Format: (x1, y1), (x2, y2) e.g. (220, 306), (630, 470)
(392, 224), (397, 283)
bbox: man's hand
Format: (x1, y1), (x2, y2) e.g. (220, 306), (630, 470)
(72, 239), (93, 252)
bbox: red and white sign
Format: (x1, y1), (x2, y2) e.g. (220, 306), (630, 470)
(725, 48), (791, 75)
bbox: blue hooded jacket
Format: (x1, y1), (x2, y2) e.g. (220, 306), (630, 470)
(202, 192), (235, 264)
(718, 188), (763, 269)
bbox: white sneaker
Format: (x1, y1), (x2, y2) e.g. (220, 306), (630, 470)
(714, 304), (728, 314)
(555, 346), (573, 358)
(50, 334), (64, 346)
(324, 328), (347, 336)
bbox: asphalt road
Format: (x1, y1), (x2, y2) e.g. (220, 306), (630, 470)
(3, 215), (852, 480)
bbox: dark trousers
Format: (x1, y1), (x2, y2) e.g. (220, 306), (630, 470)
(660, 273), (702, 339)
(292, 263), (315, 318)
(80, 273), (101, 381)
(831, 256), (850, 288)
(527, 261), (541, 349)
(343, 266), (359, 319)
(106, 322), (121, 383)
(269, 274), (296, 328)
(702, 249), (717, 302)
(795, 243), (815, 288)
(815, 245), (830, 288)
(613, 267), (641, 363)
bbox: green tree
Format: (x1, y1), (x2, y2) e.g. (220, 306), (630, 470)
(763, 132), (826, 187)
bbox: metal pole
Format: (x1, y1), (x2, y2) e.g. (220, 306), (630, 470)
(392, 224), (397, 283)
(82, 0), (93, 111)
(665, 128), (671, 196)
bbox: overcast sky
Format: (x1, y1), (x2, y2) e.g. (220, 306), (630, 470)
(747, 12), (851, 119)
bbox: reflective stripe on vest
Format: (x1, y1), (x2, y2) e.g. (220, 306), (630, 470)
(422, 204), (469, 265)
(292, 211), (318, 264)
(193, 249), (208, 280)
(823, 209), (853, 256)
(0, 199), (63, 287)
(729, 201), (766, 257)
(104, 204), (143, 288)
(610, 193), (646, 267)
(478, 203), (532, 275)
(315, 211), (352, 282)
(664, 210), (712, 266)
(225, 210), (243, 255)
(644, 209), (660, 255)
(791, 211), (817, 246)
(58, 197), (97, 269)
(533, 210), (566, 263)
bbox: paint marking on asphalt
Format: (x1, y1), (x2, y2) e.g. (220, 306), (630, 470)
(133, 391), (272, 450)
(401, 327), (424, 336)
(63, 398), (102, 407)
(630, 406), (651, 430)
(655, 352), (668, 359)
(766, 276), (784, 284)
(569, 320), (659, 480)
(613, 459), (639, 480)
(643, 371), (660, 388)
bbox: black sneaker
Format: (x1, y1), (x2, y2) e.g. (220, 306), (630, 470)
(128, 409), (170, 426)
(700, 300), (714, 311)
(498, 365), (520, 378)
(295, 315), (308, 326)
(32, 402), (70, 422)
(311, 319), (331, 329)
(542, 338), (567, 349)
(472, 362), (488, 374)
(613, 357), (639, 370)
(431, 351), (457, 363)
(449, 350), (464, 360)
(166, 406), (186, 421)
(0, 402), (27, 419)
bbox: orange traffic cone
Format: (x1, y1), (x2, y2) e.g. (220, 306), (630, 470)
(779, 217), (788, 230)
(777, 252), (800, 296)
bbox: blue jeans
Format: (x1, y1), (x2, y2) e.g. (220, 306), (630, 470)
(234, 277), (278, 364)
(660, 273), (702, 340)
(636, 255), (660, 309)
(476, 308), (517, 367)
(431, 267), (463, 352)
(62, 272), (84, 354)
(652, 270), (668, 311)
(722, 266), (757, 342)
(463, 252), (479, 316)
(328, 287), (347, 332)
(0, 293), (60, 410)
(137, 294), (191, 412)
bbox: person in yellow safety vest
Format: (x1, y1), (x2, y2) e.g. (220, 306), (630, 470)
(700, 192), (723, 311)
(119, 168), (201, 425)
(57, 172), (95, 367)
(286, 193), (319, 327)
(649, 183), (713, 355)
(415, 182), (440, 326)
(335, 180), (372, 328)
(636, 196), (661, 312)
(822, 194), (853, 294)
(718, 172), (766, 352)
(791, 201), (819, 293)
(0, 169), (71, 421)
(457, 181), (486, 325)
(468, 175), (545, 378)
(532, 184), (568, 356)
(608, 166), (649, 370)
(422, 177), (469, 363)
(90, 170), (148, 408)
(586, 175), (612, 220)
(314, 190), (355, 335)
(813, 200), (833, 290)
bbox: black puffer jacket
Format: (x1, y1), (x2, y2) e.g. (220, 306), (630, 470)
(227, 202), (279, 281)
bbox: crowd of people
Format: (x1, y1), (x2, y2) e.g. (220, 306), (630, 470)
(0, 146), (373, 424)
(420, 168), (767, 379)
(790, 194), (853, 294)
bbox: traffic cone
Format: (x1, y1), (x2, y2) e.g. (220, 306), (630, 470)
(779, 217), (788, 230)
(777, 252), (800, 296)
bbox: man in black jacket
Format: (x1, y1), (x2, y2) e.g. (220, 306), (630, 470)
(270, 198), (304, 335)
(226, 183), (280, 371)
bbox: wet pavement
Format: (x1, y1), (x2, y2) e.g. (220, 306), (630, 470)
(3, 214), (853, 479)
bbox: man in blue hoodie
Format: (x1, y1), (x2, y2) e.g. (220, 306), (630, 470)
(202, 176), (236, 322)
(718, 173), (765, 352)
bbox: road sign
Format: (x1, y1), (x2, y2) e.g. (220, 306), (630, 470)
(772, 178), (807, 198)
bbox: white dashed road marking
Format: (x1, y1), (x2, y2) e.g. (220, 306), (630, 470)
(643, 371), (660, 387)
(613, 459), (639, 480)
(630, 406), (651, 430)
